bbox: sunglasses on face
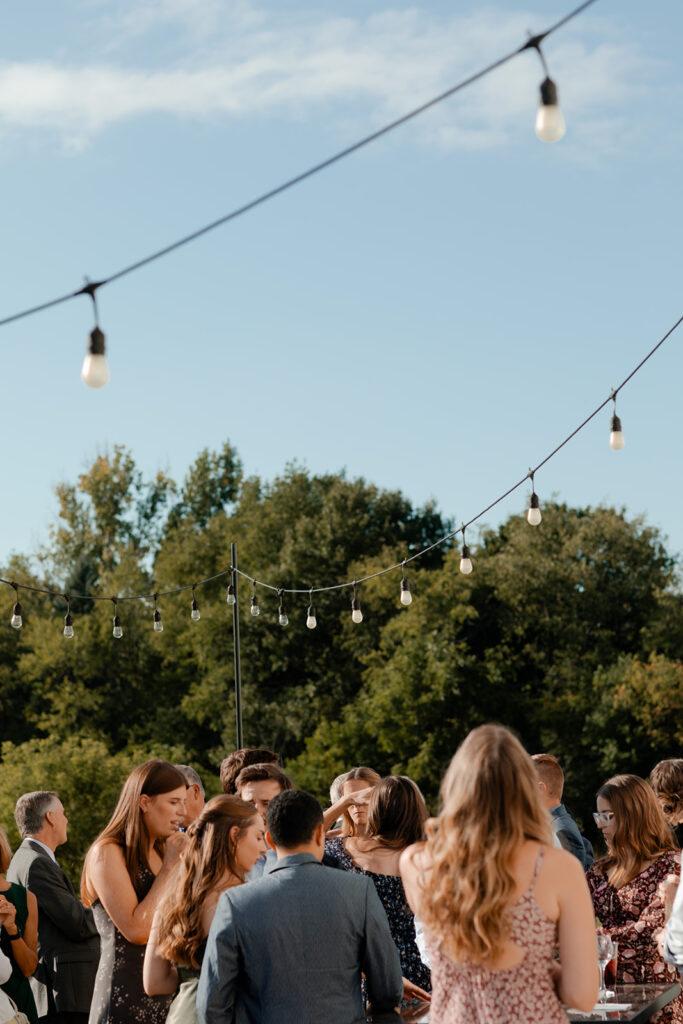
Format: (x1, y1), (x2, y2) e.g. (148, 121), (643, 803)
(593, 811), (615, 827)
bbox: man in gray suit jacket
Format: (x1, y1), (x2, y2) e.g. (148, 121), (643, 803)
(197, 789), (403, 1024)
(7, 791), (100, 1024)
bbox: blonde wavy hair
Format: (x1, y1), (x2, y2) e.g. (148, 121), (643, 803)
(419, 724), (551, 964)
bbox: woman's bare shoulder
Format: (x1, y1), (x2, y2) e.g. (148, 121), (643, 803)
(400, 842), (430, 877)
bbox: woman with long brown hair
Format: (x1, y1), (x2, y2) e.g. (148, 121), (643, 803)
(324, 775), (431, 998)
(400, 724), (597, 1023)
(142, 795), (265, 1023)
(82, 759), (189, 1024)
(587, 774), (682, 1022)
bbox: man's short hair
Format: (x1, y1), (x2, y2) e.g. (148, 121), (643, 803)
(175, 764), (205, 796)
(15, 791), (59, 838)
(220, 748), (279, 794)
(266, 790), (323, 848)
(235, 763), (294, 794)
(531, 754), (564, 800)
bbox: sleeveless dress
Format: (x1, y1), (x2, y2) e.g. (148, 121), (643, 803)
(425, 848), (567, 1024)
(88, 866), (173, 1024)
(323, 837), (431, 990)
(0, 883), (38, 1024)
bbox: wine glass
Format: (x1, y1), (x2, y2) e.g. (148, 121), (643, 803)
(597, 934), (615, 1002)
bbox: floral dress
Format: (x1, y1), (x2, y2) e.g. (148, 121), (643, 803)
(323, 836), (431, 990)
(586, 850), (683, 1024)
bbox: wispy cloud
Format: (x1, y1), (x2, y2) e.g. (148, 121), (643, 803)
(0, 2), (654, 155)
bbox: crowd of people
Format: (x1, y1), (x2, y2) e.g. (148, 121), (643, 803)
(1, 731), (683, 1023)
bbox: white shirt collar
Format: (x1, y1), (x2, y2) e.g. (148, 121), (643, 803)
(27, 837), (57, 863)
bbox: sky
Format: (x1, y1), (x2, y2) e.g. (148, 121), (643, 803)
(0, 0), (681, 589)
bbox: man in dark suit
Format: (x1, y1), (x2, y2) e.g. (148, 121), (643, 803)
(7, 791), (100, 1024)
(197, 789), (403, 1024)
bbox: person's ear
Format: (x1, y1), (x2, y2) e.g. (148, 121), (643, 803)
(265, 830), (276, 850)
(314, 822), (325, 846)
(139, 794), (151, 813)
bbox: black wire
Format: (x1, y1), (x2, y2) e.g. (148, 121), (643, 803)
(0, 0), (598, 329)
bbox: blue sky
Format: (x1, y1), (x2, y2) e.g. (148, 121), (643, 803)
(1, 0), (681, 585)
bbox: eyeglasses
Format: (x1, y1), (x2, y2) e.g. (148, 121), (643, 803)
(593, 811), (615, 827)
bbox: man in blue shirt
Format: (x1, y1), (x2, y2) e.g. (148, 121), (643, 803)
(532, 754), (594, 870)
(197, 790), (403, 1024)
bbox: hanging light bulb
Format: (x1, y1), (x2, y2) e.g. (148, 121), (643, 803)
(526, 473), (542, 526)
(250, 582), (260, 617)
(153, 595), (163, 633)
(226, 583), (236, 606)
(535, 76), (565, 142)
(609, 395), (625, 450)
(81, 327), (110, 388)
(278, 590), (289, 626)
(110, 597), (123, 640)
(459, 529), (473, 575)
(10, 584), (22, 629)
(400, 562), (413, 606)
(191, 585), (201, 621)
(63, 596), (74, 638)
(351, 584), (363, 624)
(306, 594), (317, 630)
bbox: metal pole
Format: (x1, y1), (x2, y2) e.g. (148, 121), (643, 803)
(231, 542), (243, 748)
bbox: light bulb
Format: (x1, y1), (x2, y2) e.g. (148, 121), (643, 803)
(351, 597), (363, 624)
(63, 612), (74, 639)
(191, 599), (201, 621)
(153, 609), (163, 633)
(10, 602), (22, 629)
(535, 77), (565, 143)
(250, 596), (260, 616)
(81, 327), (110, 388)
(610, 414), (625, 450)
(226, 584), (236, 606)
(460, 545), (473, 575)
(112, 615), (123, 639)
(527, 492), (542, 527)
(278, 604), (288, 626)
(306, 606), (317, 629)
(400, 579), (412, 606)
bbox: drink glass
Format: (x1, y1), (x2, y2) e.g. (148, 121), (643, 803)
(604, 940), (618, 992)
(597, 934), (615, 1002)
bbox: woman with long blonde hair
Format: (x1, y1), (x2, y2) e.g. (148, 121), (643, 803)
(143, 796), (266, 1023)
(587, 774), (682, 1023)
(400, 724), (597, 1023)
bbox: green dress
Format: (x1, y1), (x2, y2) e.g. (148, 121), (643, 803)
(0, 882), (38, 1024)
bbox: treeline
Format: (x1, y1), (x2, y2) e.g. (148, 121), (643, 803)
(0, 441), (682, 880)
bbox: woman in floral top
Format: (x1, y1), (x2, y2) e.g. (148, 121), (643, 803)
(587, 774), (682, 1024)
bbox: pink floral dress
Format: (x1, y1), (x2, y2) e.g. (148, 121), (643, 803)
(586, 850), (683, 1024)
(425, 848), (568, 1024)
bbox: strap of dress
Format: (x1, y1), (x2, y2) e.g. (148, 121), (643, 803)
(530, 846), (545, 891)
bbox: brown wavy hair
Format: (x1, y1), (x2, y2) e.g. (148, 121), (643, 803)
(596, 774), (676, 887)
(340, 767), (381, 835)
(366, 776), (427, 849)
(81, 759), (187, 905)
(0, 826), (11, 874)
(650, 759), (683, 827)
(418, 724), (551, 964)
(155, 795), (257, 968)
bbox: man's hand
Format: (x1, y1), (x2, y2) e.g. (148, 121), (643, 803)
(402, 976), (431, 1003)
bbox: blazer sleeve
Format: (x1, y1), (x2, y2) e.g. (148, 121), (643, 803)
(360, 878), (403, 1012)
(26, 856), (99, 942)
(197, 892), (239, 1024)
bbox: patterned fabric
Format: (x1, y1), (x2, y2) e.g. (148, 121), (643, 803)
(323, 836), (431, 990)
(0, 883), (38, 1024)
(88, 867), (173, 1024)
(424, 847), (567, 1024)
(587, 850), (683, 1024)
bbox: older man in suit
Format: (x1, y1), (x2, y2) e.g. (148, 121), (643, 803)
(197, 789), (403, 1024)
(7, 791), (100, 1024)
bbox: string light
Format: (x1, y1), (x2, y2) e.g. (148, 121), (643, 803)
(609, 392), (625, 450)
(306, 591), (317, 629)
(10, 584), (22, 629)
(460, 528), (473, 575)
(80, 284), (110, 389)
(526, 38), (566, 142)
(351, 583), (363, 624)
(527, 471), (543, 526)
(63, 595), (74, 638)
(112, 598), (123, 639)
(250, 581), (260, 617)
(191, 584), (201, 621)
(400, 561), (413, 606)
(278, 589), (289, 627)
(153, 593), (163, 632)
(226, 583), (236, 605)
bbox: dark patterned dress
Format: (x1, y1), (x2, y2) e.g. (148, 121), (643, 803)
(0, 882), (38, 1024)
(586, 850), (683, 1024)
(323, 836), (431, 990)
(88, 866), (173, 1024)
